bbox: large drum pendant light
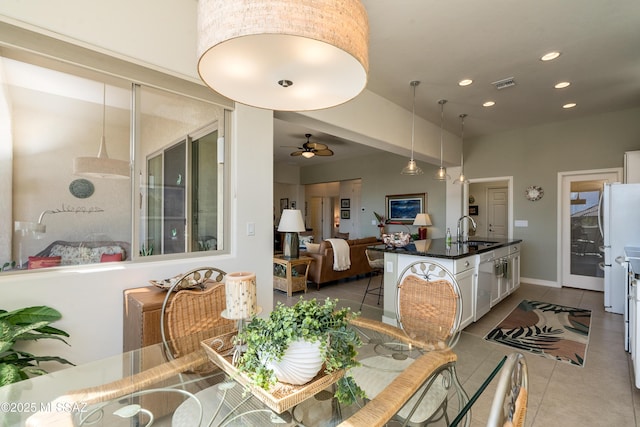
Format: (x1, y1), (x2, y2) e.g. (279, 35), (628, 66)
(197, 0), (369, 111)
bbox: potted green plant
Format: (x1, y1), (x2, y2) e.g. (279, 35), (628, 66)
(236, 298), (365, 404)
(0, 306), (73, 386)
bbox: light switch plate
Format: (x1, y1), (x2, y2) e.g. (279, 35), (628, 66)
(247, 222), (255, 236)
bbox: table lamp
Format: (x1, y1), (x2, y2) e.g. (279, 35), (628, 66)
(222, 271), (261, 364)
(278, 209), (305, 259)
(413, 213), (432, 240)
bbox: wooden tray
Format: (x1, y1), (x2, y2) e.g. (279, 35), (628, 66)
(201, 331), (344, 413)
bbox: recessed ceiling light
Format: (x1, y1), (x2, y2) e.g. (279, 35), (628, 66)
(458, 79), (473, 86)
(483, 101), (496, 107)
(555, 81), (571, 89)
(541, 51), (561, 61)
(563, 103), (577, 109)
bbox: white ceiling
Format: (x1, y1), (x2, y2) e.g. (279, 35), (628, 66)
(274, 0), (640, 166)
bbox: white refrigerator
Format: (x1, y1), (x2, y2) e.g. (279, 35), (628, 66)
(599, 183), (640, 349)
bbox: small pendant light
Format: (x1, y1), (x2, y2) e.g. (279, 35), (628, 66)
(401, 80), (424, 175)
(73, 84), (130, 179)
(434, 99), (450, 181)
(453, 113), (470, 184)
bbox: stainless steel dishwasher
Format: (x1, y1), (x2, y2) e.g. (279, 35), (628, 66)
(476, 250), (496, 320)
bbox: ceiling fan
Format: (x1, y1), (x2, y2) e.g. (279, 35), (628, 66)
(289, 134), (334, 159)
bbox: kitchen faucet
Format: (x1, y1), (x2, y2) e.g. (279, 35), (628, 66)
(457, 215), (477, 243)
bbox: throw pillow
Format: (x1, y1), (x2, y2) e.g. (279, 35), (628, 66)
(305, 242), (320, 253)
(101, 253), (123, 262)
(299, 234), (314, 248)
(28, 256), (62, 269)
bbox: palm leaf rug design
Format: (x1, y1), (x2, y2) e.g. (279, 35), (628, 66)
(485, 300), (591, 366)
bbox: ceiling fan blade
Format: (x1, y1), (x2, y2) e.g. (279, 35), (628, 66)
(304, 142), (328, 151)
(314, 149), (334, 156)
(290, 151), (304, 157)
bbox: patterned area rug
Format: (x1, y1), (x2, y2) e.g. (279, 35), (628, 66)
(485, 300), (591, 367)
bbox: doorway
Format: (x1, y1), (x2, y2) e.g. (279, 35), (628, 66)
(466, 178), (513, 238)
(560, 170), (620, 290)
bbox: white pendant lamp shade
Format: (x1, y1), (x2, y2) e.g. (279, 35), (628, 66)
(73, 85), (130, 179)
(453, 114), (470, 184)
(197, 0), (369, 111)
(401, 80), (424, 175)
(434, 99), (450, 181)
(73, 137), (130, 179)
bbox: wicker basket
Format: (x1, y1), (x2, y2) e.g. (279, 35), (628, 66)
(273, 275), (307, 293)
(201, 332), (344, 413)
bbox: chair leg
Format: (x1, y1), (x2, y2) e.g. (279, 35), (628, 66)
(376, 271), (383, 305)
(360, 274), (374, 310)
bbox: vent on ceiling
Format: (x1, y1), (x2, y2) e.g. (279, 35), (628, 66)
(492, 77), (516, 90)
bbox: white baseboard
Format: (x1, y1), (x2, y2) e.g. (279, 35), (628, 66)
(520, 277), (560, 288)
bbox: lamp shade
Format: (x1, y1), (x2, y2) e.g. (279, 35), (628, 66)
(197, 0), (369, 111)
(73, 137), (130, 179)
(278, 209), (305, 232)
(413, 213), (432, 226)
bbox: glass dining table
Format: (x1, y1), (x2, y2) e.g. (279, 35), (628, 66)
(2, 303), (468, 427)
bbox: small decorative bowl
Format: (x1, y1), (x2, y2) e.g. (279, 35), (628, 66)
(382, 232), (411, 248)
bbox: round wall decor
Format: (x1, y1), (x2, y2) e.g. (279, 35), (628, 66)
(69, 179), (95, 199)
(525, 185), (544, 201)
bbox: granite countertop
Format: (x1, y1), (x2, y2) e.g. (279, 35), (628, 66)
(370, 237), (523, 260)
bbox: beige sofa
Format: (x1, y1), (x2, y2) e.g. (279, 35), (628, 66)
(302, 237), (378, 288)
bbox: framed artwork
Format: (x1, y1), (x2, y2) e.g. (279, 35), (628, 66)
(385, 193), (426, 224)
(341, 209), (350, 219)
(469, 205), (479, 216)
(341, 198), (350, 208)
(280, 198), (289, 212)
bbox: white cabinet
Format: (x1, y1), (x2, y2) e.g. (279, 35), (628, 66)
(455, 266), (476, 329)
(508, 244), (521, 293)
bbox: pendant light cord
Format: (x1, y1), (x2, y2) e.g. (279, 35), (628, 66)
(410, 82), (417, 160)
(439, 100), (446, 168)
(102, 84), (106, 138)
(460, 114), (466, 170)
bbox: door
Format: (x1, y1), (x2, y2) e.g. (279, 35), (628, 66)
(310, 197), (323, 243)
(488, 187), (508, 238)
(561, 171), (619, 290)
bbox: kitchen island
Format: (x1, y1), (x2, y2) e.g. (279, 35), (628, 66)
(370, 238), (522, 328)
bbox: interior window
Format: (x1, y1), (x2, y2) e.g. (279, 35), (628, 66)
(1, 52), (227, 273)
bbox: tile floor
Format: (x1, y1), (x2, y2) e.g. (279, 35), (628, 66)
(274, 276), (640, 426)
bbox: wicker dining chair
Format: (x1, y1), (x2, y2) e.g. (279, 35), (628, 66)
(350, 259), (469, 427)
(487, 352), (528, 427)
(160, 267), (237, 373)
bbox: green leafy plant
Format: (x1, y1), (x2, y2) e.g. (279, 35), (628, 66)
(0, 306), (74, 386)
(139, 244), (153, 256)
(236, 298), (365, 405)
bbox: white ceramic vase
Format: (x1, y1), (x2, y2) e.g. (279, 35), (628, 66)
(265, 339), (324, 385)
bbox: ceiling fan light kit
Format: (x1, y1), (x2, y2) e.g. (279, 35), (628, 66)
(196, 0), (369, 111)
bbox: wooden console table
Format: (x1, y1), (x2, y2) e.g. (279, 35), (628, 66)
(273, 255), (313, 297)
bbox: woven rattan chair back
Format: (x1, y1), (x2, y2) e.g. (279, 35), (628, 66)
(487, 352), (528, 427)
(365, 249), (385, 270)
(396, 260), (462, 350)
(160, 267), (236, 373)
